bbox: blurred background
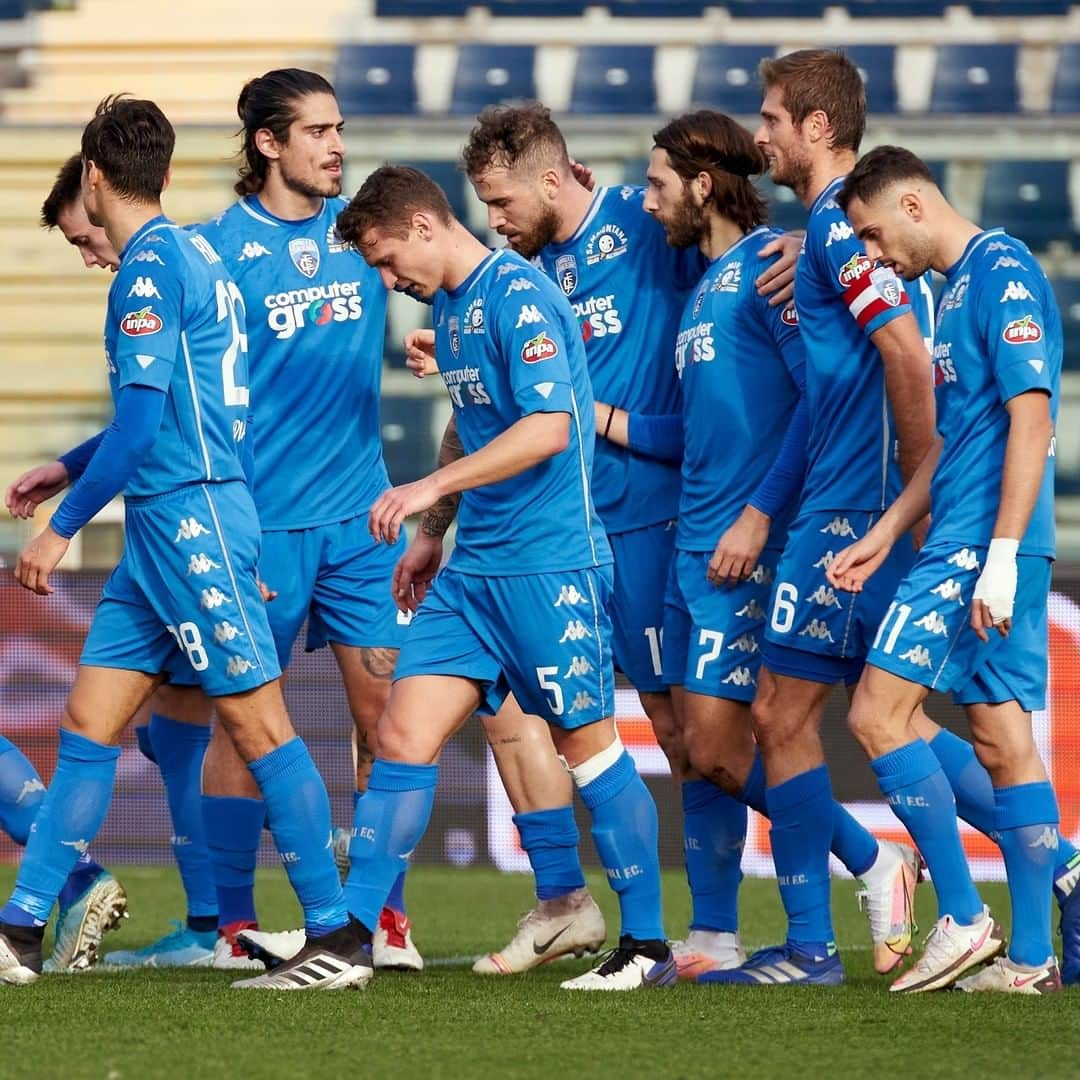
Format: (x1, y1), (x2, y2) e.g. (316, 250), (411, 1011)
(1, 0), (1078, 878)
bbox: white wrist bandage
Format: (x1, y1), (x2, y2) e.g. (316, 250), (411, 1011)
(972, 538), (1019, 624)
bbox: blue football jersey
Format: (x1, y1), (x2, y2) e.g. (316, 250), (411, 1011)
(795, 176), (915, 514)
(195, 196), (389, 530)
(432, 249), (611, 576)
(676, 226), (805, 552)
(104, 216), (248, 499)
(931, 229), (1060, 557)
(535, 186), (704, 533)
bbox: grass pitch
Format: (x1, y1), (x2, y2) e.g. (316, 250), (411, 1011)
(0, 865), (1076, 1079)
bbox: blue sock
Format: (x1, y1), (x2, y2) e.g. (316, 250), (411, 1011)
(578, 751), (664, 942)
(134, 723), (157, 765)
(930, 728), (1080, 881)
(345, 760), (438, 932)
(355, 789), (409, 914)
(247, 738), (346, 938)
(871, 739), (982, 925)
(764, 765), (835, 949)
(514, 806), (586, 902)
(2, 730), (119, 925)
(742, 751), (877, 878)
(995, 782), (1059, 966)
(681, 779), (745, 933)
(203, 794), (264, 927)
(0, 734), (46, 845)
(148, 715), (217, 921)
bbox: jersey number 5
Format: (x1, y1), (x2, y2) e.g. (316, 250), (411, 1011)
(215, 279), (250, 407)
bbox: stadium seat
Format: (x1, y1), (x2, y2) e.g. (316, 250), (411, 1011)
(449, 44), (536, 116)
(840, 45), (898, 116)
(486, 1), (588, 13)
(724, 0), (827, 16)
(1052, 277), (1080, 372)
(375, 1), (467, 14)
(980, 160), (1075, 252)
(967, 1), (1070, 14)
(569, 45), (656, 115)
(380, 395), (441, 486)
(1051, 43), (1080, 114)
(754, 175), (806, 234)
(401, 160), (471, 223)
(0, 0), (27, 16)
(929, 44), (1019, 114)
(606, 1), (708, 14)
(846, 0), (946, 13)
(335, 45), (417, 116)
(691, 44), (775, 115)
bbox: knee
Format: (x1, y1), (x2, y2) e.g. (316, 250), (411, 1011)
(375, 704), (437, 765)
(846, 683), (911, 758)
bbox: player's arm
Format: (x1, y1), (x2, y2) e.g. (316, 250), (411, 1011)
(754, 230), (804, 307)
(5, 429), (106, 520)
(420, 414), (463, 539)
(593, 401), (683, 464)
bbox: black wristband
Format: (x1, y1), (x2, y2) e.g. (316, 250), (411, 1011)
(603, 404), (616, 439)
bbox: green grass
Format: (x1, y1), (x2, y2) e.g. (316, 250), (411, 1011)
(0, 866), (1076, 1079)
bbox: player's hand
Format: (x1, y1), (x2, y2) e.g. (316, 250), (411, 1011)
(15, 525), (69, 595)
(391, 532), (443, 613)
(5, 461), (70, 519)
(369, 475), (442, 545)
(257, 579), (277, 603)
(569, 158), (596, 192)
(755, 230), (804, 307)
(708, 506), (771, 586)
(404, 329), (438, 379)
(971, 538), (1018, 642)
(826, 531), (893, 593)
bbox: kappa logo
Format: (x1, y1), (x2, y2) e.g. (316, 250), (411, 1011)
(722, 666), (755, 688)
(16, 778), (45, 804)
(870, 265), (902, 307)
(213, 621), (245, 644)
(448, 315), (461, 359)
(554, 584), (588, 607)
(132, 249), (165, 265)
(748, 564), (774, 586)
(825, 220), (854, 247)
(799, 619), (835, 643)
(781, 303), (799, 326)
(1029, 826), (1060, 851)
(900, 644), (933, 669)
(559, 619), (593, 643)
(555, 253), (578, 296)
(736, 599), (766, 620)
(1003, 314), (1042, 344)
(568, 691), (598, 713)
(120, 306), (163, 337)
(948, 548), (981, 572)
(1000, 280), (1034, 303)
(464, 297), (485, 334)
(807, 584), (843, 609)
(239, 240), (271, 261)
(174, 517), (211, 542)
(200, 587), (232, 610)
(496, 262), (517, 279)
(504, 277), (538, 296)
(521, 331), (559, 364)
(60, 839), (90, 855)
(837, 253), (872, 288)
(564, 655), (593, 678)
(986, 241), (1013, 252)
(288, 237), (320, 279)
(515, 304), (547, 328)
(585, 223), (628, 266)
(992, 256), (1024, 271)
(820, 516), (857, 538)
(127, 276), (161, 300)
(931, 578), (965, 604)
(813, 550), (836, 570)
(914, 610), (950, 636)
(227, 656), (256, 677)
(726, 633), (759, 654)
(186, 553), (222, 576)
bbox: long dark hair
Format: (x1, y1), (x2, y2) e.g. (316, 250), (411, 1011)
(234, 68), (336, 196)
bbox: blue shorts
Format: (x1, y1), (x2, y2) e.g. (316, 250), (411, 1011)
(393, 564), (616, 729)
(81, 482), (281, 697)
(761, 510), (913, 685)
(259, 516), (409, 666)
(609, 520), (677, 694)
(662, 547), (779, 701)
(867, 541), (1050, 712)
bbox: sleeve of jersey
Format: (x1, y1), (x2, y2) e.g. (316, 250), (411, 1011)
(500, 292), (575, 417)
(111, 252), (183, 393)
(979, 270), (1055, 403)
(816, 216), (911, 336)
(58, 430), (106, 482)
(626, 412), (684, 463)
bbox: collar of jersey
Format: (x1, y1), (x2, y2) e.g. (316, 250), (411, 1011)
(447, 248), (504, 299)
(809, 174), (846, 216)
(240, 194), (327, 228)
(547, 186), (609, 251)
(710, 223), (773, 265)
(944, 227), (1006, 279)
(119, 214), (172, 262)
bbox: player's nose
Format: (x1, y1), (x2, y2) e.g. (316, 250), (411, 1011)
(486, 205), (505, 232)
(642, 187), (659, 214)
(753, 123), (769, 149)
(80, 248), (97, 268)
(379, 266), (397, 291)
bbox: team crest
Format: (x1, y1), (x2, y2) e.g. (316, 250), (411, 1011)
(448, 315), (461, 358)
(870, 265), (902, 307)
(585, 224), (628, 266)
(555, 253), (578, 296)
(288, 237), (320, 279)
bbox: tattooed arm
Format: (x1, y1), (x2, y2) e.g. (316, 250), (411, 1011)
(419, 414), (464, 539)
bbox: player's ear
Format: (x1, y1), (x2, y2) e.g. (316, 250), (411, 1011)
(254, 127), (282, 162)
(539, 167), (562, 201)
(900, 191), (922, 222)
(161, 165), (172, 195)
(806, 109), (829, 146)
(694, 169), (713, 205)
(411, 210), (433, 241)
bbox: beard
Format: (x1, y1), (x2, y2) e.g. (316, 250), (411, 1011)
(281, 161), (342, 200)
(661, 191), (708, 249)
(506, 203), (561, 260)
(769, 150), (813, 200)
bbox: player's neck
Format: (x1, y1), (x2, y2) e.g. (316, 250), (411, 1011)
(442, 224), (497, 292)
(801, 151), (856, 209)
(254, 176), (323, 221)
(931, 210), (983, 275)
(103, 200), (164, 258)
(553, 181), (596, 245)
(699, 213), (746, 262)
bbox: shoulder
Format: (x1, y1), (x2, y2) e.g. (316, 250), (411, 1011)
(968, 232), (1047, 300)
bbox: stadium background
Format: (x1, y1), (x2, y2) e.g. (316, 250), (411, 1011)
(1, 0), (1079, 881)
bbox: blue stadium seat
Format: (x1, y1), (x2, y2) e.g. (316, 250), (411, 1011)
(607, 1), (708, 14)
(0, 0), (27, 16)
(1052, 278), (1080, 372)
(724, 0), (827, 15)
(930, 44), (1019, 114)
(400, 160), (471, 223)
(487, 1), (587, 13)
(691, 44), (775, 114)
(449, 44), (536, 116)
(841, 45), (898, 116)
(380, 395), (440, 486)
(967, 1), (1070, 14)
(569, 45), (656, 115)
(1051, 43), (1080, 114)
(754, 175), (806, 234)
(375, 0), (467, 13)
(846, 0), (946, 13)
(335, 45), (417, 116)
(980, 160), (1075, 252)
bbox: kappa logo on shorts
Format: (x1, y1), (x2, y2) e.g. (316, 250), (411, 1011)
(736, 599), (766, 620)
(200, 587), (232, 609)
(931, 578), (965, 605)
(947, 548), (981, 572)
(914, 610), (950, 636)
(799, 619), (835, 643)
(568, 691), (597, 713)
(227, 656), (256, 677)
(813, 550), (836, 570)
(564, 655), (593, 677)
(748, 564), (774, 586)
(722, 666), (755, 688)
(899, 645), (933, 670)
(16, 778), (45, 804)
(553, 584), (588, 607)
(819, 516), (857, 539)
(807, 584), (843, 610)
(174, 517), (211, 542)
(559, 619), (592, 643)
(213, 621), (245, 644)
(186, 553), (222, 576)
(726, 633), (759, 654)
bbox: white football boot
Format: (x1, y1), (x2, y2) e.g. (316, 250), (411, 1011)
(891, 905), (1005, 993)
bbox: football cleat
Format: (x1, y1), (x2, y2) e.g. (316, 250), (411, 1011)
(102, 921), (215, 968)
(44, 869), (128, 973)
(473, 887), (606, 975)
(954, 954), (1062, 995)
(890, 906), (1005, 993)
(213, 920), (264, 971)
(0, 924), (44, 986)
(236, 927), (306, 970)
(671, 929), (746, 980)
(231, 920), (372, 991)
(373, 908), (423, 971)
(560, 936), (676, 991)
(1054, 851), (1080, 986)
(697, 941), (845, 986)
(855, 839), (922, 974)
